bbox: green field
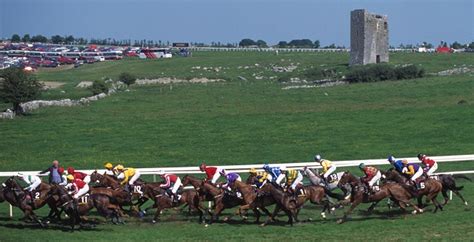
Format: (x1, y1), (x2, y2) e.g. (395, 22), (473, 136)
(0, 51), (473, 241)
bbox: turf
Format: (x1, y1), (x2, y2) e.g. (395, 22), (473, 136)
(0, 51), (473, 241)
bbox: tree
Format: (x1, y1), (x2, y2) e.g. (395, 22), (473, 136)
(314, 40), (320, 48)
(0, 68), (43, 114)
(22, 34), (31, 43)
(256, 40), (267, 48)
(239, 38), (256, 47)
(288, 39), (314, 48)
(118, 72), (136, 86)
(450, 41), (464, 49)
(277, 41), (288, 48)
(51, 35), (64, 44)
(11, 34), (21, 42)
(468, 42), (474, 49)
(65, 35), (75, 44)
(30, 35), (48, 43)
(421, 42), (433, 49)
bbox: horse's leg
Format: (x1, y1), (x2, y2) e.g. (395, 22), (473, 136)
(417, 196), (424, 208)
(452, 190), (469, 206)
(337, 200), (361, 224)
(252, 208), (261, 224)
(430, 194), (443, 213)
(441, 189), (450, 205)
(210, 202), (224, 224)
(152, 207), (162, 224)
(367, 200), (381, 214)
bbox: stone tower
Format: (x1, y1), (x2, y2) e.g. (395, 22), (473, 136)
(350, 9), (389, 66)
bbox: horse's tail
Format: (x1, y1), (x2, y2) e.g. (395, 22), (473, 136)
(453, 174), (472, 182)
(453, 186), (464, 191)
(325, 189), (345, 200)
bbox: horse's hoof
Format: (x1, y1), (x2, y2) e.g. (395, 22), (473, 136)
(336, 219), (344, 224)
(307, 217), (313, 221)
(411, 210), (417, 214)
(465, 202), (468, 206)
(223, 217), (230, 222)
(321, 212), (326, 219)
(151, 220), (157, 224)
(204, 224), (209, 227)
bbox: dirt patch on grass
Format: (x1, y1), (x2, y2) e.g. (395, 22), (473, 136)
(76, 81), (93, 88)
(41, 81), (65, 89)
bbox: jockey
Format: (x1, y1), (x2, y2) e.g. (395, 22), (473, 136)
(199, 163), (222, 184)
(315, 154), (336, 183)
(262, 164), (281, 183)
(159, 171), (182, 203)
(281, 167), (303, 194)
(17, 172), (42, 192)
(418, 154), (438, 176)
(359, 163), (382, 192)
(219, 169), (242, 198)
(115, 165), (141, 193)
(402, 161), (424, 187)
(103, 162), (116, 176)
(249, 168), (269, 188)
(67, 167), (91, 184)
(387, 155), (405, 174)
(66, 174), (89, 200)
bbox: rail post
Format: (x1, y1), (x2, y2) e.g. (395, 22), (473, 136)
(9, 205), (13, 218)
(449, 173), (453, 200)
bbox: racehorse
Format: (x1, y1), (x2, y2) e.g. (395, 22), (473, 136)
(244, 176), (331, 222)
(383, 169), (443, 211)
(424, 172), (470, 206)
(336, 171), (424, 224)
(90, 171), (148, 213)
(2, 177), (60, 227)
(48, 184), (123, 230)
(182, 175), (216, 203)
(140, 183), (205, 224)
(196, 181), (247, 223)
(230, 180), (275, 223)
(258, 183), (298, 226)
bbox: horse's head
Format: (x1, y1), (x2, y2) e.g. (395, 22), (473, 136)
(339, 171), (358, 186)
(90, 170), (102, 183)
(246, 174), (257, 185)
(181, 175), (190, 186)
(4, 176), (19, 190)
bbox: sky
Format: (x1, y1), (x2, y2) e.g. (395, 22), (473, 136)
(1, 0), (473, 46)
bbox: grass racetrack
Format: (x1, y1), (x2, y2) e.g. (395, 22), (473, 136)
(0, 51), (473, 241)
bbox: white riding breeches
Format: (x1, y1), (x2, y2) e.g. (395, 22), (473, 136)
(74, 184), (89, 199)
(426, 163), (438, 176)
(83, 175), (91, 184)
(411, 168), (423, 181)
(290, 173), (303, 189)
(129, 171), (141, 185)
(211, 172), (221, 184)
(172, 177), (182, 194)
(26, 180), (41, 192)
(323, 166), (336, 179)
(275, 173), (286, 185)
(368, 171), (382, 187)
